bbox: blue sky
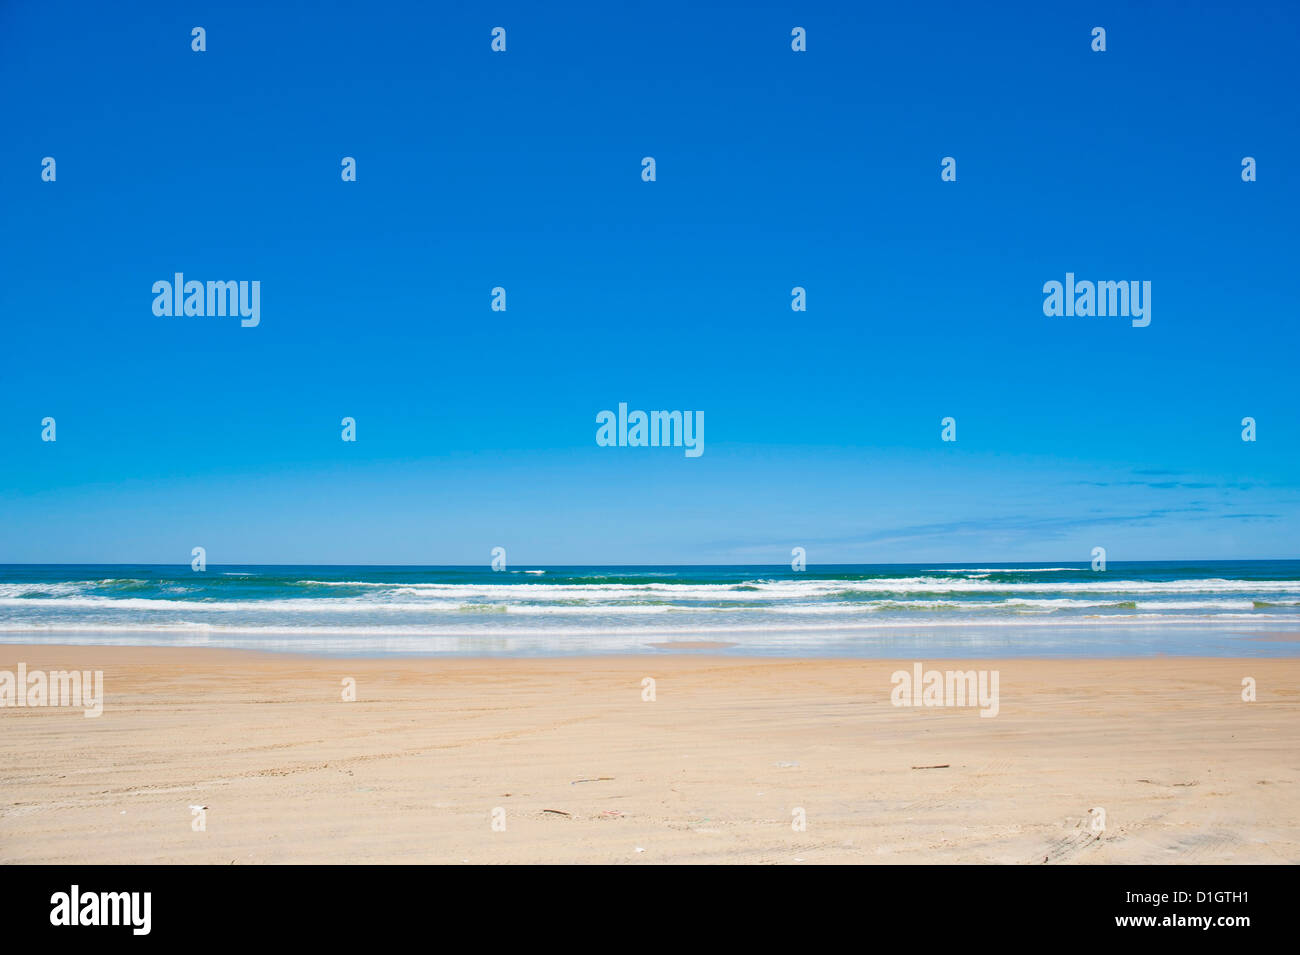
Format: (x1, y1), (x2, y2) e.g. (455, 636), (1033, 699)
(1, 0), (1297, 564)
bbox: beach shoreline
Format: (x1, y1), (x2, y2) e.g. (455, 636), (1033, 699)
(2, 645), (1297, 864)
(6, 561), (1299, 659)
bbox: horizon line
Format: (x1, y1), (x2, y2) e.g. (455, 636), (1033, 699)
(1, 558), (1297, 568)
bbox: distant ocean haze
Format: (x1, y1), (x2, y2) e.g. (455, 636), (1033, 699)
(1, 562), (1297, 658)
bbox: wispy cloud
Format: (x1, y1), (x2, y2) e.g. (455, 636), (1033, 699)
(718, 505), (1280, 557)
(1070, 479), (1255, 491)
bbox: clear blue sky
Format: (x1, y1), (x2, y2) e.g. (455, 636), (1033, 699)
(1, 0), (1297, 564)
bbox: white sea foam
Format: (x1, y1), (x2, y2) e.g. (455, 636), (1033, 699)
(929, 568), (1078, 573)
(2, 580), (1297, 615)
(1, 615), (1296, 637)
(3, 569), (1298, 657)
(285, 577), (1300, 597)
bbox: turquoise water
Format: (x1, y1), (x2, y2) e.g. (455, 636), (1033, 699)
(1, 561), (1298, 657)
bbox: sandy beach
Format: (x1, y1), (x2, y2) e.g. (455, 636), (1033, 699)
(2, 646), (1298, 864)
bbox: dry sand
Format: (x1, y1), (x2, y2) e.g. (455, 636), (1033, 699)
(2, 645), (1298, 864)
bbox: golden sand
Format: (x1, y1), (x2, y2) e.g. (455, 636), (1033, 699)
(1, 646), (1297, 864)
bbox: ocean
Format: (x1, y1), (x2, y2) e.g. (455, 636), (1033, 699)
(2, 561), (1298, 657)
